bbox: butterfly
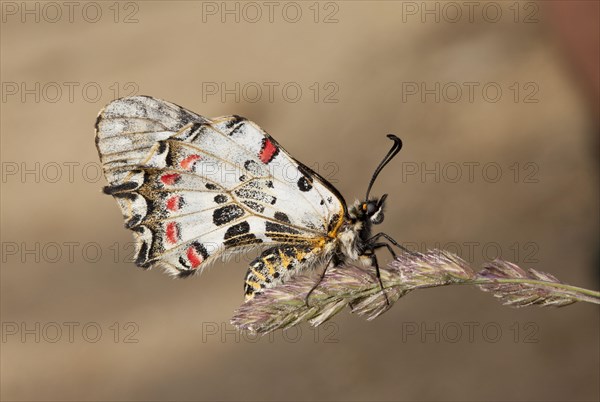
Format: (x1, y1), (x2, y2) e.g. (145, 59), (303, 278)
(95, 96), (405, 302)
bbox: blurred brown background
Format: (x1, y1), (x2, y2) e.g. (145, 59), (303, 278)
(1, 1), (598, 401)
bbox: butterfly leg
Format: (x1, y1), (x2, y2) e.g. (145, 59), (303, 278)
(304, 255), (335, 307)
(368, 232), (415, 256)
(370, 241), (397, 259)
(365, 250), (390, 306)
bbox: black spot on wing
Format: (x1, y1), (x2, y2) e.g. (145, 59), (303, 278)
(242, 200), (265, 213)
(266, 219), (301, 235)
(296, 165), (314, 192)
(134, 235), (151, 268)
(297, 176), (312, 192)
(111, 191), (138, 201)
(193, 242), (209, 259)
(225, 115), (245, 129)
(226, 235), (256, 248)
(213, 205), (245, 226)
(103, 181), (140, 195)
(157, 141), (167, 155)
(125, 214), (143, 229)
(205, 183), (217, 190)
(225, 221), (250, 237)
(190, 122), (203, 132)
(274, 212), (291, 223)
(224, 221), (262, 247)
(131, 226), (145, 234)
(230, 124), (245, 137)
(234, 188), (275, 204)
(214, 194), (228, 204)
(165, 142), (175, 168)
(244, 160), (261, 175)
(178, 122), (203, 141)
(194, 242), (209, 259)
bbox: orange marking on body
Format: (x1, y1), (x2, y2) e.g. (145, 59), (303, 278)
(186, 246), (203, 269)
(160, 173), (181, 186)
(180, 154), (201, 170)
(166, 195), (180, 211)
(166, 222), (179, 244)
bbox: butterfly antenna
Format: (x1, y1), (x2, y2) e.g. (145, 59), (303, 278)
(365, 134), (403, 200)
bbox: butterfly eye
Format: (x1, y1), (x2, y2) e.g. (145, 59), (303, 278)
(366, 202), (377, 215)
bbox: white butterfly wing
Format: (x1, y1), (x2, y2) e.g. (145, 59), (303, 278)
(96, 96), (345, 276)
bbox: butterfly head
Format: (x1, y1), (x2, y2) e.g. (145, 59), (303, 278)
(360, 194), (388, 225)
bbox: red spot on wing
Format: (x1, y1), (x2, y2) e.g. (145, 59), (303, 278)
(166, 196), (180, 211)
(186, 246), (203, 269)
(160, 173), (181, 186)
(259, 138), (278, 164)
(180, 154), (201, 170)
(166, 222), (179, 244)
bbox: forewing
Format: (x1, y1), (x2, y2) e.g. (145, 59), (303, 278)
(96, 96), (345, 276)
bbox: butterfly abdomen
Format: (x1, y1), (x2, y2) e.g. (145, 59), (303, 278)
(244, 244), (324, 300)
